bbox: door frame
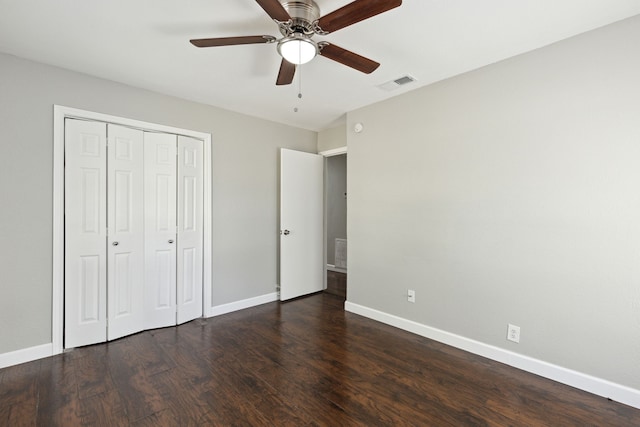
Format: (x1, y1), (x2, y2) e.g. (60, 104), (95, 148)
(319, 146), (347, 294)
(52, 105), (213, 354)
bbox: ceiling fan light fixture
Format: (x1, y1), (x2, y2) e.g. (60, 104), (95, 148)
(278, 35), (317, 65)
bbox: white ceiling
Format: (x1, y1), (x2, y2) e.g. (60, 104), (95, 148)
(1, 1), (639, 131)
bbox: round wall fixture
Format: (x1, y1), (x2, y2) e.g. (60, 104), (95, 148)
(354, 123), (364, 133)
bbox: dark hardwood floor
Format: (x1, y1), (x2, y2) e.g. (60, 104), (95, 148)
(1, 293), (639, 426)
(325, 270), (347, 299)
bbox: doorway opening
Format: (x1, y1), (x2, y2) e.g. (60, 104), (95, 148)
(324, 152), (347, 299)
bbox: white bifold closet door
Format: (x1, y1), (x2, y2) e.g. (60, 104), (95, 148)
(144, 134), (204, 327)
(176, 135), (204, 324)
(106, 124), (146, 341)
(65, 121), (146, 346)
(64, 120), (108, 348)
(65, 119), (203, 348)
(144, 132), (178, 329)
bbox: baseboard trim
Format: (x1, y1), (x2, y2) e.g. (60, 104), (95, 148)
(326, 264), (347, 273)
(1, 293), (280, 369)
(0, 343), (53, 369)
(207, 292), (279, 317)
(344, 301), (640, 410)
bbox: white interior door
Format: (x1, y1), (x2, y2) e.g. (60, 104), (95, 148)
(144, 132), (177, 329)
(106, 124), (145, 341)
(176, 135), (204, 324)
(64, 119), (108, 348)
(65, 118), (205, 347)
(280, 148), (324, 301)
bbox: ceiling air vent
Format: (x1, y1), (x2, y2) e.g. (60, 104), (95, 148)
(378, 75), (417, 91)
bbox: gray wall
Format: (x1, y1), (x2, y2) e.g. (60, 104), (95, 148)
(326, 154), (347, 266)
(318, 124), (346, 152)
(347, 15), (640, 390)
(0, 52), (316, 354)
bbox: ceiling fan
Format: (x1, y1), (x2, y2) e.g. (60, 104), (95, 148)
(190, 0), (402, 86)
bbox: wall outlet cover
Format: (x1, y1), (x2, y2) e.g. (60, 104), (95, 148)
(407, 289), (416, 303)
(507, 324), (521, 343)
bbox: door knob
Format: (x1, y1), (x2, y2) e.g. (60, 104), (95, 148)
(112, 241), (119, 246)
(168, 239), (174, 244)
(283, 230), (290, 235)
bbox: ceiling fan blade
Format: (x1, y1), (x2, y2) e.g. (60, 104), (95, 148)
(255, 0), (292, 22)
(190, 35), (276, 48)
(316, 0), (402, 34)
(276, 59), (296, 85)
(319, 43), (380, 74)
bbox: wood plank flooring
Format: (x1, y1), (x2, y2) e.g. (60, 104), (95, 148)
(1, 293), (639, 426)
(325, 271), (347, 299)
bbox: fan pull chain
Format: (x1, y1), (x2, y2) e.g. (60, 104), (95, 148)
(294, 41), (303, 113)
(294, 63), (303, 112)
(298, 40), (303, 100)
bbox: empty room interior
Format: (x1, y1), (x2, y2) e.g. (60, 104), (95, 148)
(2, 0), (640, 425)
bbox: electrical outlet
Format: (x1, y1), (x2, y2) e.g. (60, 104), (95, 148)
(407, 289), (416, 303)
(507, 324), (520, 343)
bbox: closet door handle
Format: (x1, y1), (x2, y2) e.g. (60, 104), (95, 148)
(168, 239), (174, 244)
(112, 241), (119, 246)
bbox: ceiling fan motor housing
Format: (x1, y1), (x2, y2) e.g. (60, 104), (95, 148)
(280, 0), (321, 35)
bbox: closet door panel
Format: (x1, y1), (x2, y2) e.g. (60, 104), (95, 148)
(177, 136), (204, 324)
(144, 132), (178, 329)
(107, 124), (145, 341)
(65, 119), (108, 348)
